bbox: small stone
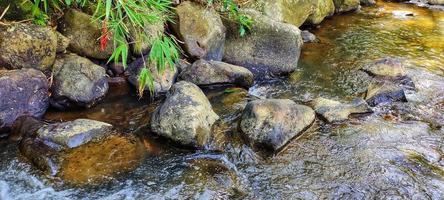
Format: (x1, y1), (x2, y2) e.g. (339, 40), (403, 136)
(301, 30), (318, 43)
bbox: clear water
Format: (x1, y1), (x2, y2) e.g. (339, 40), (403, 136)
(1, 2), (444, 199)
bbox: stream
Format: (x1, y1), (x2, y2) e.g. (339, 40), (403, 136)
(1, 2), (444, 199)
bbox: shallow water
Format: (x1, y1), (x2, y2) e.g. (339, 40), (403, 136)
(1, 2), (444, 199)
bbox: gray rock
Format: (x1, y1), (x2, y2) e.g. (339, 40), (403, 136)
(36, 119), (113, 149)
(151, 81), (219, 148)
(334, 0), (360, 13)
(0, 69), (49, 132)
(312, 97), (372, 123)
(0, 23), (57, 73)
(51, 54), (109, 109)
(126, 57), (178, 95)
(58, 9), (114, 59)
(428, 0), (444, 5)
(240, 99), (315, 151)
(301, 30), (318, 43)
(365, 80), (408, 106)
(223, 10), (303, 77)
(362, 57), (407, 78)
(172, 1), (226, 61)
(179, 59), (254, 88)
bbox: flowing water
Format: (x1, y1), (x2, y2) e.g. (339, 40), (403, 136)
(1, 2), (444, 199)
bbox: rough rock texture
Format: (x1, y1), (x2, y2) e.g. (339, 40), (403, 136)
(365, 80), (408, 106)
(334, 0), (360, 13)
(36, 119), (113, 149)
(172, 1), (226, 61)
(0, 69), (49, 132)
(223, 10), (303, 77)
(307, 0), (336, 24)
(128, 20), (164, 55)
(58, 9), (114, 59)
(0, 23), (57, 73)
(362, 57), (407, 78)
(56, 32), (71, 53)
(179, 59), (254, 88)
(126, 57), (178, 95)
(0, 0), (33, 21)
(51, 54), (109, 109)
(301, 30), (318, 43)
(428, 0), (444, 5)
(151, 81), (219, 148)
(312, 97), (372, 123)
(252, 0), (315, 27)
(240, 99), (315, 151)
(360, 0), (376, 6)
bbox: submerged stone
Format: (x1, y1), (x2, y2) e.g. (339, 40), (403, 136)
(179, 59), (254, 88)
(0, 69), (49, 133)
(362, 57), (407, 78)
(223, 10), (303, 77)
(172, 1), (226, 61)
(240, 99), (315, 151)
(365, 80), (408, 106)
(151, 81), (219, 148)
(312, 97), (372, 123)
(50, 54), (109, 109)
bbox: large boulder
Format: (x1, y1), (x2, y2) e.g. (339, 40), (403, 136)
(0, 23), (57, 73)
(249, 0), (315, 27)
(179, 59), (254, 88)
(126, 57), (178, 95)
(50, 54), (109, 109)
(311, 97), (372, 123)
(58, 9), (114, 59)
(240, 99), (315, 151)
(223, 10), (303, 77)
(172, 1), (226, 61)
(17, 118), (144, 184)
(151, 81), (219, 148)
(306, 0), (336, 24)
(333, 0), (360, 13)
(128, 20), (164, 55)
(428, 0), (444, 5)
(0, 69), (49, 133)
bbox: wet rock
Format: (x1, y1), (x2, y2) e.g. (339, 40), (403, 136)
(51, 54), (109, 109)
(55, 32), (71, 53)
(0, 23), (57, 73)
(0, 69), (49, 133)
(172, 1), (226, 61)
(312, 97), (372, 123)
(301, 30), (318, 43)
(362, 57), (407, 78)
(9, 116), (44, 142)
(223, 10), (303, 77)
(109, 62), (125, 75)
(240, 99), (315, 151)
(36, 119), (113, 149)
(126, 57), (178, 95)
(404, 67), (444, 104)
(365, 80), (408, 106)
(151, 81), (219, 148)
(179, 59), (254, 88)
(360, 0), (376, 6)
(58, 9), (114, 59)
(428, 0), (444, 5)
(207, 87), (250, 117)
(307, 0), (336, 25)
(334, 0), (360, 13)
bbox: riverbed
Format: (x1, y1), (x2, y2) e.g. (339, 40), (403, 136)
(1, 2), (444, 199)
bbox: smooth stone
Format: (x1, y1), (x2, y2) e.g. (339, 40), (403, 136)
(312, 97), (372, 123)
(240, 99), (315, 151)
(179, 59), (254, 88)
(172, 1), (226, 61)
(0, 69), (49, 133)
(50, 54), (109, 109)
(301, 30), (318, 43)
(223, 10), (303, 77)
(151, 81), (219, 148)
(36, 119), (113, 149)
